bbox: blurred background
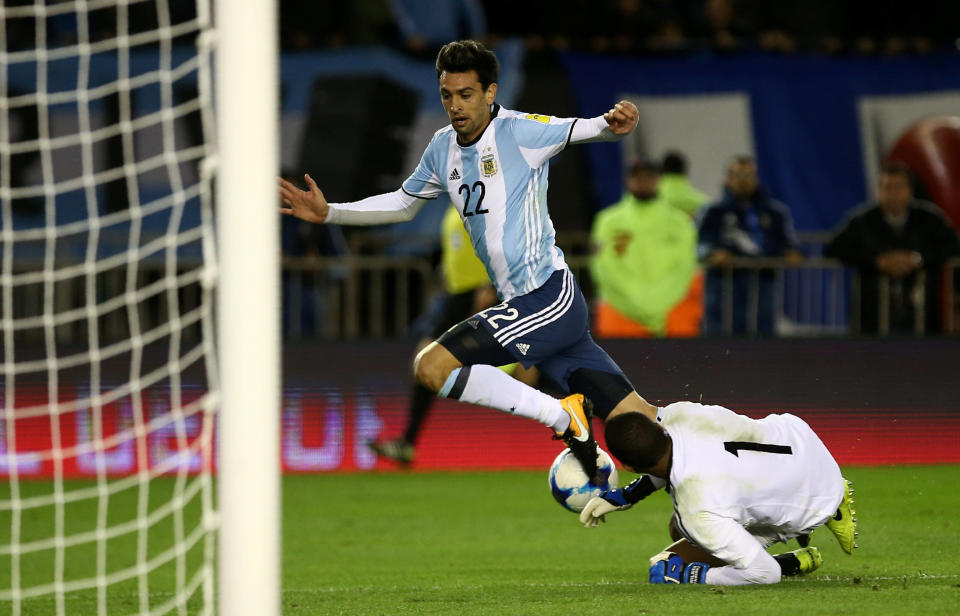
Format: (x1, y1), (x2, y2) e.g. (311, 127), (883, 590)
(4, 0), (959, 474)
(6, 0), (960, 340)
(271, 0), (960, 341)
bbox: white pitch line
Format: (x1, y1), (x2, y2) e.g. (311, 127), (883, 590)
(284, 573), (960, 594)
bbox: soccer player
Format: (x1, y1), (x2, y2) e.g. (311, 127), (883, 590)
(367, 204), (538, 464)
(579, 404), (858, 585)
(279, 40), (648, 477)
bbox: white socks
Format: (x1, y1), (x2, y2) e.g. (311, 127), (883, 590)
(440, 365), (570, 434)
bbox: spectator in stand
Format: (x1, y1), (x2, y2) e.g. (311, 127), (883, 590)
(846, 0), (937, 55)
(659, 150), (709, 218)
(752, 0), (845, 54)
(639, 0), (692, 52)
(687, 0), (757, 52)
(388, 0), (486, 56)
(824, 162), (960, 334)
(280, 0), (352, 49)
(590, 160), (702, 338)
(585, 0), (664, 55)
(698, 156), (803, 335)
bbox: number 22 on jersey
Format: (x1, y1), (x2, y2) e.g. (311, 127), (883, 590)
(459, 181), (488, 217)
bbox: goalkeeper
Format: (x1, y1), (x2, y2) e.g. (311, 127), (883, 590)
(580, 404), (857, 585)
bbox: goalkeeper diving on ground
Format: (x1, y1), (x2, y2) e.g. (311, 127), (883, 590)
(579, 403), (858, 585)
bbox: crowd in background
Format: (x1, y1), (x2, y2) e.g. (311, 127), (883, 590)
(6, 0), (955, 57)
(279, 0), (960, 56)
(589, 153), (960, 337)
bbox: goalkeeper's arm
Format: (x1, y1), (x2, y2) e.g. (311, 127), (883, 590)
(579, 474), (666, 527)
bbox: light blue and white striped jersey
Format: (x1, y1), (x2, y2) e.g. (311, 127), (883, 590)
(402, 104), (574, 300)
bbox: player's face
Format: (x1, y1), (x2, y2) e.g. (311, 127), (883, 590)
(439, 70), (497, 143)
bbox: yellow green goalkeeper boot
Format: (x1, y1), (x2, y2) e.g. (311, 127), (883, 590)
(794, 546), (823, 574)
(775, 546), (823, 577)
(826, 478), (858, 554)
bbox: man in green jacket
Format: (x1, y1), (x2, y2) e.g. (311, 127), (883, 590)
(590, 160), (700, 337)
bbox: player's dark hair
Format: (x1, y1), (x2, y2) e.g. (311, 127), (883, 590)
(661, 151), (687, 175)
(435, 40), (499, 92)
(604, 412), (670, 471)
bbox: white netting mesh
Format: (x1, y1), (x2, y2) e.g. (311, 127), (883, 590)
(1, 1), (217, 614)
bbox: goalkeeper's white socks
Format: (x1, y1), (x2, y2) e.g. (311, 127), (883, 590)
(439, 365), (570, 434)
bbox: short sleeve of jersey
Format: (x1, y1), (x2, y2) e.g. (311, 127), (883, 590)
(401, 133), (446, 200)
(510, 114), (576, 169)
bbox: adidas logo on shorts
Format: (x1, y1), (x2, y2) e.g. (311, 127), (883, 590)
(515, 342), (530, 356)
(449, 168), (461, 181)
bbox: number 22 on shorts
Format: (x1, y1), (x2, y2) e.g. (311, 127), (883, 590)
(477, 303), (519, 329)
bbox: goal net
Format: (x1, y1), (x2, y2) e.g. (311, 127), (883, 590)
(1, 1), (230, 613)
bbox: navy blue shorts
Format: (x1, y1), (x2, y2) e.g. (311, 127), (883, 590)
(437, 268), (633, 413)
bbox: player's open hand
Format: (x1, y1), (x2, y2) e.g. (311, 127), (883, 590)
(603, 100), (638, 136)
(278, 173), (329, 223)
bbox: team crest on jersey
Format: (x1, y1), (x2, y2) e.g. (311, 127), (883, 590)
(524, 114), (551, 124)
(481, 154), (497, 177)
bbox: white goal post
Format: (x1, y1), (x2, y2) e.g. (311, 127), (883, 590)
(215, 0), (281, 615)
(0, 0), (280, 613)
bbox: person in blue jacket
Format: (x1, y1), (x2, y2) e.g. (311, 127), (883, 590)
(697, 156), (803, 335)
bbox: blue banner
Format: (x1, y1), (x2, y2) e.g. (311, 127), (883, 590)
(560, 52), (960, 231)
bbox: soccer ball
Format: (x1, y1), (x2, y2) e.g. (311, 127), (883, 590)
(547, 447), (619, 513)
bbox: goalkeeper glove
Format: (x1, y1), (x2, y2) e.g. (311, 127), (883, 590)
(648, 552), (711, 584)
(579, 475), (661, 527)
(682, 562), (710, 584)
(648, 552), (685, 584)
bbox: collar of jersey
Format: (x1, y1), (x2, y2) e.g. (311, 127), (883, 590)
(456, 103), (500, 148)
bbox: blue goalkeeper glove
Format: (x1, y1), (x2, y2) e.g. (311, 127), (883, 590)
(649, 552), (685, 584)
(579, 475), (661, 527)
(649, 552), (711, 584)
(682, 562), (710, 584)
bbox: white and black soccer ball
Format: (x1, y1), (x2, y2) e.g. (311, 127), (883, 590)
(547, 447), (619, 513)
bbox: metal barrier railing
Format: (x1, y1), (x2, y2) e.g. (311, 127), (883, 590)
(567, 256), (854, 336)
(4, 255), (435, 344)
(566, 255), (960, 337)
(709, 257), (851, 336)
(282, 256), (435, 340)
(7, 254), (955, 343)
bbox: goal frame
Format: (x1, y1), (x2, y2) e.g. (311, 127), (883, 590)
(215, 1), (281, 614)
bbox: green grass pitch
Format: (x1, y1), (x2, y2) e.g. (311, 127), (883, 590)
(3, 465), (959, 614)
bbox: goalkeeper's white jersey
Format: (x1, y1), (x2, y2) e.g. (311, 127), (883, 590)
(658, 402), (843, 568)
(402, 104), (572, 300)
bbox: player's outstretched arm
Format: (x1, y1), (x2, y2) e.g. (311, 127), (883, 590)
(567, 100), (639, 146)
(602, 100), (638, 136)
(278, 173), (329, 224)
